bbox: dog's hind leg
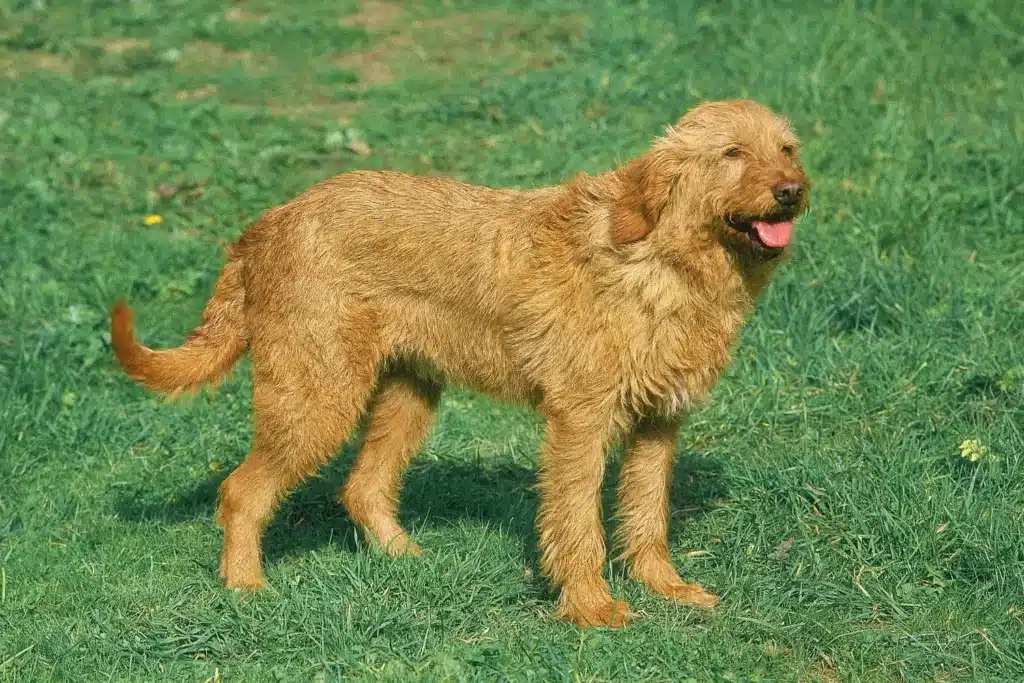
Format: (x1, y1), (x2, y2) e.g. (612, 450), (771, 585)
(215, 321), (380, 590)
(340, 370), (440, 557)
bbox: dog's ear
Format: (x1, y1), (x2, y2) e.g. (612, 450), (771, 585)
(611, 155), (672, 245)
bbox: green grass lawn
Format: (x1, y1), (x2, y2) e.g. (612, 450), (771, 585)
(2, 0), (1023, 680)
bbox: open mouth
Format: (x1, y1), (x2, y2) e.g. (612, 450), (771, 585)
(725, 213), (795, 250)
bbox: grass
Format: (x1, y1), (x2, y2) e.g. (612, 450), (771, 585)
(1, 0), (1023, 680)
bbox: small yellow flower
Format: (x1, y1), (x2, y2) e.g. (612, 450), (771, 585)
(209, 461), (221, 472)
(144, 214), (163, 226)
(959, 439), (989, 463)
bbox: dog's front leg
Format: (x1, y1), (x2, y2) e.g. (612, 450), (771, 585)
(615, 416), (719, 608)
(536, 407), (632, 628)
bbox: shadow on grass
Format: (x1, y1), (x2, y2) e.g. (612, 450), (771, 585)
(114, 442), (727, 573)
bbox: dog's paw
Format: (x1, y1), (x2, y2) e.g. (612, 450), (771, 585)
(219, 559), (266, 591)
(382, 533), (423, 558)
(630, 556), (719, 608)
(353, 519), (424, 558)
(650, 581), (719, 608)
(222, 573), (266, 591)
(557, 597), (635, 628)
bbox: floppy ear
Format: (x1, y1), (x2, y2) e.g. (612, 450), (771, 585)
(611, 155), (672, 245)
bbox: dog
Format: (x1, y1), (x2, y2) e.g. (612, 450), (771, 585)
(111, 99), (810, 628)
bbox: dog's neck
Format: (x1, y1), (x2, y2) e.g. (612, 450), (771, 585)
(660, 221), (783, 300)
(613, 208), (782, 314)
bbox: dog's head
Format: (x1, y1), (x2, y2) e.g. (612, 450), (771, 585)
(612, 99), (810, 259)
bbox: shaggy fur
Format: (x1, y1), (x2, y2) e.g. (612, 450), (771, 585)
(111, 99), (810, 628)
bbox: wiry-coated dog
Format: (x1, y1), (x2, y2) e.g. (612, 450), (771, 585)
(111, 99), (810, 627)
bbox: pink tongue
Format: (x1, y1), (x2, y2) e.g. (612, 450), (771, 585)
(752, 220), (793, 248)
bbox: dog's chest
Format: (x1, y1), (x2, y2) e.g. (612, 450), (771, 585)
(627, 301), (748, 418)
(655, 384), (693, 417)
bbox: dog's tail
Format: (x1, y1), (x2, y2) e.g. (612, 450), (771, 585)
(111, 250), (248, 396)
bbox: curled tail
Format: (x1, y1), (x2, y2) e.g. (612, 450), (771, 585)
(111, 253), (248, 396)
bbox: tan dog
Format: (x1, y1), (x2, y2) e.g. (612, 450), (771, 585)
(111, 99), (809, 628)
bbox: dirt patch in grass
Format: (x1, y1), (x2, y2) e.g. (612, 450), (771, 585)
(340, 1), (406, 32)
(335, 7), (586, 87)
(335, 48), (397, 86)
(102, 38), (152, 54)
(807, 658), (842, 683)
(224, 7), (268, 23)
(2, 3), (581, 120)
(229, 101), (363, 124)
(25, 51), (75, 75)
(177, 41), (276, 75)
(0, 50), (73, 78)
(175, 84), (219, 101)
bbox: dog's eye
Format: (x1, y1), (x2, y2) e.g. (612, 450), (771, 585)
(724, 147), (742, 158)
(781, 145), (795, 157)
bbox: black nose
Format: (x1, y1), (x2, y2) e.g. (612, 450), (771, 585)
(772, 181), (804, 207)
